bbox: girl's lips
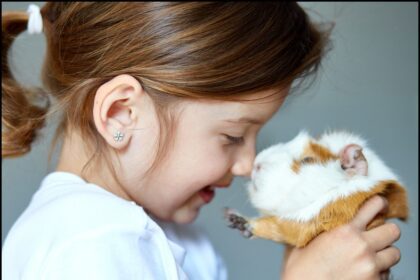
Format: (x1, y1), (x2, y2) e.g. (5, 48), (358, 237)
(199, 185), (215, 203)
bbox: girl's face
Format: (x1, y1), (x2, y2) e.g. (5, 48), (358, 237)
(120, 88), (288, 224)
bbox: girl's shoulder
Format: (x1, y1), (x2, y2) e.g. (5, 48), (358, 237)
(21, 171), (150, 232)
(4, 172), (154, 249)
(3, 171), (188, 279)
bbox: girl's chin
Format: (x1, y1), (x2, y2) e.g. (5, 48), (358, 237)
(171, 198), (204, 224)
(172, 206), (201, 224)
(146, 209), (198, 224)
(147, 194), (204, 224)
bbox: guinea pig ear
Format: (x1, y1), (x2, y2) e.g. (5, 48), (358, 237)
(339, 144), (368, 176)
(381, 180), (409, 221)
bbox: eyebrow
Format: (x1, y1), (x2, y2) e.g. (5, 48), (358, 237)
(223, 117), (263, 125)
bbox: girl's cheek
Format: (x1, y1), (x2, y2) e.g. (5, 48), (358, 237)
(216, 150), (235, 173)
(199, 149), (228, 174)
(201, 137), (235, 175)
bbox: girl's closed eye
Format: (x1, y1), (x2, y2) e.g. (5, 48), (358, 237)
(224, 134), (245, 145)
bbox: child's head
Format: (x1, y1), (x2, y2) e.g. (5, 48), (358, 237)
(2, 3), (334, 223)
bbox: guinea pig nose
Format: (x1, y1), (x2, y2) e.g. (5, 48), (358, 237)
(255, 163), (262, 172)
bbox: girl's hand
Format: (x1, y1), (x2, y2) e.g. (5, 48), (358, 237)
(281, 195), (401, 280)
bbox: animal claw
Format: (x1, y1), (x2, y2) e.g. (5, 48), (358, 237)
(223, 207), (253, 238)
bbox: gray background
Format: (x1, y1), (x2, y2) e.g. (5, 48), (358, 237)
(2, 2), (418, 279)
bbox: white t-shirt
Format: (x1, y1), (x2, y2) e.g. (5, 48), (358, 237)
(2, 171), (228, 280)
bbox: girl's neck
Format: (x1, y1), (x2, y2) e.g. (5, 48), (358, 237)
(55, 130), (133, 202)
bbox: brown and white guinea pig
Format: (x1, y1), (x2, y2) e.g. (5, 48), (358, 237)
(225, 130), (409, 248)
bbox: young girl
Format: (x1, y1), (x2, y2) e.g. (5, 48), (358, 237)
(2, 3), (401, 279)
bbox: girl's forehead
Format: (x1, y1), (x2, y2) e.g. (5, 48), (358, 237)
(178, 94), (285, 125)
(183, 86), (288, 110)
(167, 86), (289, 129)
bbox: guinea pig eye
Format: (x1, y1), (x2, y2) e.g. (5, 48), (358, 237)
(301, 157), (316, 164)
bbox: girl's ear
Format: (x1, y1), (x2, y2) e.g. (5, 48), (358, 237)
(93, 74), (144, 149)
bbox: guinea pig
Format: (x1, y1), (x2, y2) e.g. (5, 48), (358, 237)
(225, 130), (409, 248)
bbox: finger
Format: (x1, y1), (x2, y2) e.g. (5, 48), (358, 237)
(376, 246), (401, 272)
(351, 195), (388, 230)
(364, 222), (401, 251)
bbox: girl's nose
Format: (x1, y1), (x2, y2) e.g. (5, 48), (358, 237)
(231, 154), (255, 177)
(231, 142), (256, 177)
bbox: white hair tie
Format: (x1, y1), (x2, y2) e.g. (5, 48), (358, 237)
(26, 4), (43, 34)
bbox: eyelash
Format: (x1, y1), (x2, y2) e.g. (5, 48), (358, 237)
(225, 134), (245, 145)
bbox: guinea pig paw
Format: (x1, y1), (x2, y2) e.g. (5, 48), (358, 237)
(240, 224), (253, 239)
(223, 208), (252, 237)
(224, 207), (239, 222)
(224, 208), (246, 227)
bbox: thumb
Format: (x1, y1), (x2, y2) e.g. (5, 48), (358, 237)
(350, 195), (389, 230)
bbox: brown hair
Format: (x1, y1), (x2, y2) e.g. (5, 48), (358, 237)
(2, 2), (334, 187)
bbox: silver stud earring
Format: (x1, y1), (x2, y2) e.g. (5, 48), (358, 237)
(113, 131), (124, 142)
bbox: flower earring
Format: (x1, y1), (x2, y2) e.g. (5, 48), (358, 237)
(113, 131), (124, 142)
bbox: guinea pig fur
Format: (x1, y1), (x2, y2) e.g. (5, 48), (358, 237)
(225, 130), (409, 248)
